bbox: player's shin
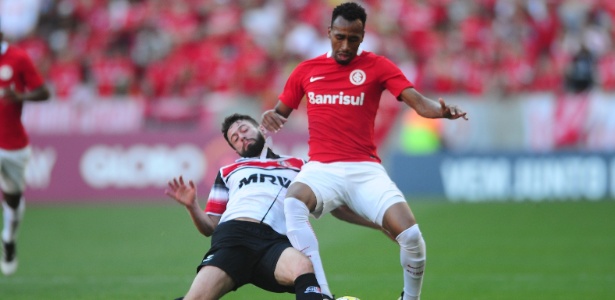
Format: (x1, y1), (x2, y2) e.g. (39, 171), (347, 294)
(397, 224), (426, 300)
(2, 199), (25, 243)
(284, 197), (332, 298)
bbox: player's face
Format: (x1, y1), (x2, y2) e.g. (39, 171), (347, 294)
(328, 16), (364, 65)
(227, 120), (265, 157)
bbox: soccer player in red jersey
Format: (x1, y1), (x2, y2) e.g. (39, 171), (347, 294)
(0, 30), (50, 276)
(261, 3), (468, 300)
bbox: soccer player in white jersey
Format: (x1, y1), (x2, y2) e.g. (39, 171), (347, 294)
(166, 113), (356, 300)
(261, 2), (468, 300)
(0, 30), (50, 276)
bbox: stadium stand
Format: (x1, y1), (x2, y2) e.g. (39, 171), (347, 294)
(1, 0), (613, 128)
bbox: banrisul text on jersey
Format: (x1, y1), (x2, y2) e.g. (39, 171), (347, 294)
(307, 91), (365, 106)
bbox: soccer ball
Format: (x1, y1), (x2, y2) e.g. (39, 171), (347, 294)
(336, 297), (360, 300)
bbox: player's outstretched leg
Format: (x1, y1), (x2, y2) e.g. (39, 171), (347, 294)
(284, 197), (333, 299)
(397, 224), (426, 300)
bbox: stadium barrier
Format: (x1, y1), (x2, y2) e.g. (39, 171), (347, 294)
(25, 132), (308, 202)
(387, 151), (615, 201)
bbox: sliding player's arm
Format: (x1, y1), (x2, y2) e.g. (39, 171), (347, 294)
(165, 176), (220, 236)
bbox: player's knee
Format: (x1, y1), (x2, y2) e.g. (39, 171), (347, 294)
(286, 182), (317, 211)
(382, 201), (417, 236)
(2, 193), (22, 209)
(396, 224), (425, 250)
(397, 224), (426, 278)
(293, 254), (315, 275)
(278, 248), (314, 285)
(284, 197), (310, 221)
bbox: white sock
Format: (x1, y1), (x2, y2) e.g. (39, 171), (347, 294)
(397, 224), (426, 300)
(2, 199), (25, 243)
(284, 197), (332, 298)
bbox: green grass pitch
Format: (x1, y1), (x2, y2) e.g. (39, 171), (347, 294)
(0, 200), (614, 299)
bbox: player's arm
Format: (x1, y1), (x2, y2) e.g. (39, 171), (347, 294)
(1, 50), (50, 103)
(331, 205), (396, 241)
(1, 84), (50, 103)
(399, 87), (468, 120)
(185, 199), (220, 237)
(261, 100), (293, 132)
(165, 176), (220, 236)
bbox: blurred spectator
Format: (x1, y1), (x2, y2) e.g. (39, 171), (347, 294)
(89, 44), (136, 97)
(597, 47), (615, 91)
(530, 53), (563, 92)
(564, 45), (595, 93)
(0, 0), (43, 40)
(47, 48), (84, 99)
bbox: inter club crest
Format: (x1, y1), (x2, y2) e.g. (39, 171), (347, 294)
(0, 65), (13, 81)
(349, 69), (366, 85)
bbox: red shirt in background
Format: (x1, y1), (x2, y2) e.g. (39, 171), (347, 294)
(48, 56), (82, 98)
(89, 53), (135, 97)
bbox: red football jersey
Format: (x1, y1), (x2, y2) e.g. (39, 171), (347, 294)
(279, 50), (413, 163)
(0, 43), (46, 149)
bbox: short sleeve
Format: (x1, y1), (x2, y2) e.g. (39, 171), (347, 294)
(379, 57), (413, 98)
(278, 64), (308, 109)
(204, 172), (229, 215)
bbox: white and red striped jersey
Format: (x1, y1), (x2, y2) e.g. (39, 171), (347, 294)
(205, 153), (305, 235)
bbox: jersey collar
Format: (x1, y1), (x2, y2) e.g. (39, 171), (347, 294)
(1, 41), (7, 55)
(235, 148), (280, 162)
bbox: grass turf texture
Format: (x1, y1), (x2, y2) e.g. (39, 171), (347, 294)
(0, 200), (614, 299)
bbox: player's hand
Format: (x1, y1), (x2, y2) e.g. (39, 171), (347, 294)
(261, 109), (287, 133)
(165, 176), (197, 207)
(0, 84), (22, 103)
(439, 98), (468, 120)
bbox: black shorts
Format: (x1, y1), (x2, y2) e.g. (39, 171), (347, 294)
(197, 220), (295, 293)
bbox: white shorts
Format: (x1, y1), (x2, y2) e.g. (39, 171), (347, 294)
(292, 161), (406, 225)
(0, 146), (31, 194)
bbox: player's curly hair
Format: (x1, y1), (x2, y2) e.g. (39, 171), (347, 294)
(331, 2), (367, 29)
(221, 113), (259, 143)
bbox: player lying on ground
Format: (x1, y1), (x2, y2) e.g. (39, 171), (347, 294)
(166, 114), (374, 300)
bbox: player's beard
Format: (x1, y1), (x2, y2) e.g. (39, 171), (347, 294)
(240, 134), (266, 158)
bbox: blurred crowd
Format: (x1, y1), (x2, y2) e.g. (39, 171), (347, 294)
(2, 0), (614, 108)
